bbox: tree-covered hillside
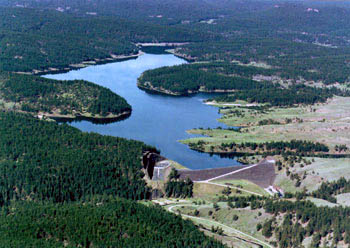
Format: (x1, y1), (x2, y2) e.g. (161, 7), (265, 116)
(212, 85), (347, 107)
(138, 64), (263, 95)
(0, 111), (155, 205)
(0, 198), (225, 248)
(138, 63), (348, 105)
(0, 6), (211, 72)
(0, 112), (226, 247)
(0, 73), (131, 118)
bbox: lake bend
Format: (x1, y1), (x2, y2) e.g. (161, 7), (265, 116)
(44, 53), (241, 170)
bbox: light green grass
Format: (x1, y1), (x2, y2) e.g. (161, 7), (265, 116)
(219, 105), (304, 127)
(167, 160), (189, 170)
(212, 179), (269, 196)
(183, 96), (350, 153)
(193, 182), (251, 202)
(275, 157), (350, 193)
(306, 197), (338, 207)
(336, 193), (350, 207)
(174, 204), (272, 245)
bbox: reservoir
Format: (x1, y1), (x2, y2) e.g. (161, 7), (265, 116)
(44, 53), (240, 169)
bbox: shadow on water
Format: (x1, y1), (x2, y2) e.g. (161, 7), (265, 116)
(52, 112), (131, 125)
(140, 46), (174, 54)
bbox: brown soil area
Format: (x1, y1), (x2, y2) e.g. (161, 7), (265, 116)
(179, 159), (276, 188)
(179, 165), (247, 181)
(219, 160), (276, 188)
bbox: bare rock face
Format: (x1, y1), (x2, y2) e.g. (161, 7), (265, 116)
(142, 151), (166, 179)
(151, 188), (164, 199)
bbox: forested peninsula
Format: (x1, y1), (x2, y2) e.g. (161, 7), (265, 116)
(138, 63), (349, 106)
(0, 73), (131, 120)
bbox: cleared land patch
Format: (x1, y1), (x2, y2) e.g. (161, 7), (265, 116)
(169, 204), (273, 247)
(182, 96), (350, 153)
(275, 157), (350, 193)
(212, 179), (269, 196)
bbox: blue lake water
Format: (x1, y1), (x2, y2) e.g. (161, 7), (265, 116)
(44, 53), (240, 169)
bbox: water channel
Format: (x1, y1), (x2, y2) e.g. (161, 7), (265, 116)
(44, 53), (240, 169)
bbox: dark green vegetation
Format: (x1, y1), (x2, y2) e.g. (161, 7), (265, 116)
(0, 197), (224, 248)
(0, 6), (208, 72)
(0, 112), (225, 247)
(262, 199), (350, 248)
(212, 194), (350, 247)
(0, 111), (152, 204)
(0, 73), (131, 117)
(311, 177), (350, 203)
(174, 2), (350, 85)
(177, 38), (350, 85)
(0, 2), (229, 246)
(139, 62), (349, 105)
(190, 139), (330, 156)
(165, 169), (193, 198)
(2, 1), (350, 247)
(138, 64), (261, 95)
(132, 1), (350, 105)
(212, 85), (348, 107)
(5, 0), (350, 85)
(0, 0), (274, 25)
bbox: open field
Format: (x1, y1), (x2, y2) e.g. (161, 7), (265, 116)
(275, 157), (350, 193)
(306, 197), (339, 207)
(151, 197), (273, 247)
(336, 193), (350, 207)
(212, 179), (269, 196)
(166, 160), (189, 170)
(201, 228), (261, 248)
(193, 182), (252, 201)
(168, 203), (273, 248)
(182, 96), (350, 153)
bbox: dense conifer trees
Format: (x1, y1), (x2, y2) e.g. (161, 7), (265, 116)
(0, 197), (225, 247)
(0, 73), (131, 117)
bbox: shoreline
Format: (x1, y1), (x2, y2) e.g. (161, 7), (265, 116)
(40, 110), (132, 124)
(136, 42), (190, 47)
(137, 82), (238, 96)
(182, 139), (350, 158)
(165, 49), (196, 62)
(16, 51), (145, 76)
(204, 101), (258, 107)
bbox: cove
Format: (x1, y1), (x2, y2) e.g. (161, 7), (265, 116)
(44, 53), (240, 170)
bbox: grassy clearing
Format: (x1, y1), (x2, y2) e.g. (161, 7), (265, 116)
(275, 157), (350, 193)
(173, 204), (272, 246)
(201, 228), (259, 248)
(218, 105), (303, 127)
(336, 193), (350, 207)
(0, 98), (16, 110)
(167, 160), (189, 170)
(182, 96), (350, 153)
(306, 197), (338, 207)
(193, 182), (251, 202)
(212, 179), (269, 196)
(211, 208), (271, 241)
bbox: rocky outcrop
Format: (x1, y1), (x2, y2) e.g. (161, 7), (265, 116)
(142, 151), (166, 179)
